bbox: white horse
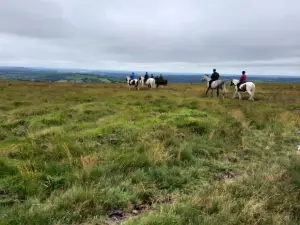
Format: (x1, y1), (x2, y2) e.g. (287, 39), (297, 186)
(230, 79), (256, 101)
(139, 76), (145, 86)
(146, 78), (156, 88)
(139, 76), (156, 88)
(125, 76), (139, 90)
(201, 74), (227, 98)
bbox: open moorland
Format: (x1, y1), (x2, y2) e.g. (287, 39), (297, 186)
(1, 81), (300, 225)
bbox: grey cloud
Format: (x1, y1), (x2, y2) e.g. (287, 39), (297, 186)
(0, 0), (300, 75)
(0, 0), (73, 38)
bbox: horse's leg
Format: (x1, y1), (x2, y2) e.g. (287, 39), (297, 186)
(237, 91), (242, 100)
(222, 85), (226, 98)
(217, 87), (219, 97)
(246, 89), (253, 101)
(221, 87), (225, 99)
(232, 90), (237, 99)
(205, 87), (210, 96)
(251, 92), (255, 101)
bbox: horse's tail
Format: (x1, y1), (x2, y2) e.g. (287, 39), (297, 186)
(222, 81), (227, 93)
(251, 83), (255, 97)
(218, 81), (227, 93)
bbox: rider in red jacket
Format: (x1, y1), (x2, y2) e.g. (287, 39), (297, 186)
(238, 71), (247, 90)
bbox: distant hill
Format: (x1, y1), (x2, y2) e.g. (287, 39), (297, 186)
(0, 66), (299, 83)
(0, 66), (122, 83)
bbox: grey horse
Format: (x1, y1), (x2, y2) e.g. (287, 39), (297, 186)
(201, 74), (227, 99)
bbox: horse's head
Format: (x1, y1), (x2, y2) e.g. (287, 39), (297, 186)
(139, 76), (145, 85)
(201, 74), (209, 82)
(230, 79), (239, 86)
(125, 76), (130, 82)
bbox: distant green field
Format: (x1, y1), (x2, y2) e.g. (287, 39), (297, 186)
(0, 73), (122, 83)
(0, 81), (300, 225)
(65, 74), (111, 82)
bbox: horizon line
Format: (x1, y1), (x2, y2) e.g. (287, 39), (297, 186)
(0, 65), (299, 77)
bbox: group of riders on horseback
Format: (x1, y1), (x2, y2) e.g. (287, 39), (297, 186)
(126, 68), (255, 101)
(203, 68), (255, 101)
(209, 69), (247, 91)
(130, 72), (167, 86)
(126, 72), (168, 90)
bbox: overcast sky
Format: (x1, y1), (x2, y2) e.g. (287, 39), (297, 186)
(0, 0), (299, 75)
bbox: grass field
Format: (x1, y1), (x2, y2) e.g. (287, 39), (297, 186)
(1, 81), (300, 225)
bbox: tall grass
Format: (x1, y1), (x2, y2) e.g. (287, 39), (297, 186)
(0, 81), (300, 225)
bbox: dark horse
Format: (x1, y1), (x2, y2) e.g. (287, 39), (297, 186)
(155, 75), (168, 88)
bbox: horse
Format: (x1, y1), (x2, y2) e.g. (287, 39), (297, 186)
(139, 76), (145, 87)
(139, 76), (156, 88)
(146, 77), (156, 88)
(155, 76), (168, 88)
(125, 76), (139, 90)
(230, 79), (256, 101)
(201, 74), (227, 98)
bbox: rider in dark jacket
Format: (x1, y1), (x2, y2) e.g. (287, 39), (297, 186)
(209, 69), (219, 88)
(144, 72), (149, 81)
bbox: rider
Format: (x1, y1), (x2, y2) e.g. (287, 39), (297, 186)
(144, 72), (149, 81)
(130, 72), (135, 80)
(237, 71), (247, 90)
(158, 74), (163, 84)
(209, 69), (219, 88)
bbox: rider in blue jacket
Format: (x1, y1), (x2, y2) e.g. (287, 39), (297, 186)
(130, 72), (135, 80)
